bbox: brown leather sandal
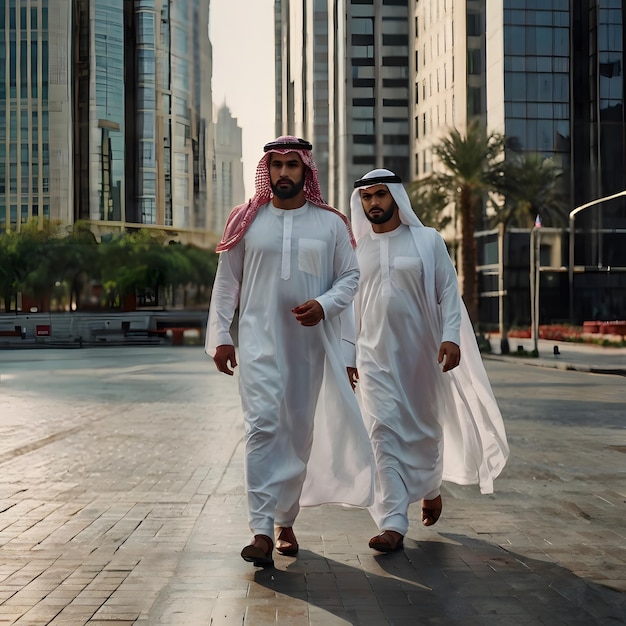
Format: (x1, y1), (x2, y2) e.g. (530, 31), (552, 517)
(241, 534), (274, 567)
(275, 526), (299, 556)
(422, 494), (442, 526)
(368, 530), (404, 552)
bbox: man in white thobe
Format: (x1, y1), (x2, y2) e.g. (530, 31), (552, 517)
(206, 137), (374, 567)
(350, 169), (509, 552)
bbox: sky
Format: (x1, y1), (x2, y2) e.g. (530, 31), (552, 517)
(209, 0), (276, 199)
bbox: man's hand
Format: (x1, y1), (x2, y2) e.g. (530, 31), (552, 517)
(214, 344), (237, 375)
(438, 341), (461, 373)
(292, 300), (325, 326)
(347, 367), (359, 391)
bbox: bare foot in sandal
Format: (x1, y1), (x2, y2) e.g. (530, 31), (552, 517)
(241, 534), (274, 567)
(422, 494), (442, 526)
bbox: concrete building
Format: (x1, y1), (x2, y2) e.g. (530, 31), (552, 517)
(211, 104), (245, 233)
(413, 0), (473, 178)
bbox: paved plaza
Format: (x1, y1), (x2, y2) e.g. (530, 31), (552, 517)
(0, 344), (624, 625)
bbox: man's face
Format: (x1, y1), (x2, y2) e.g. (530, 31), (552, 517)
(359, 184), (398, 225)
(269, 152), (306, 200)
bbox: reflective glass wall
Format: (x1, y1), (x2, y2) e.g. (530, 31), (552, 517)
(75, 0), (212, 234)
(570, 0), (626, 322)
(169, 0), (210, 230)
(502, 0), (571, 169)
(94, 0), (125, 222)
(135, 0), (157, 225)
(592, 0), (625, 199)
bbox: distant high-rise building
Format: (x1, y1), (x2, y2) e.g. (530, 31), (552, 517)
(1, 0), (218, 246)
(275, 0), (411, 209)
(212, 104), (245, 233)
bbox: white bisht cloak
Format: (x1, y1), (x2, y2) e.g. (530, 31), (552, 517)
(206, 202), (375, 507)
(350, 171), (509, 495)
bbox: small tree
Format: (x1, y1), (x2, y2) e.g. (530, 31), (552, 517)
(59, 221), (100, 311)
(182, 244), (219, 306)
(407, 178), (452, 232)
(7, 220), (63, 312)
(490, 151), (567, 349)
(492, 152), (567, 229)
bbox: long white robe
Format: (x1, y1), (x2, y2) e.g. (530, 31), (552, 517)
(206, 202), (374, 537)
(355, 223), (509, 532)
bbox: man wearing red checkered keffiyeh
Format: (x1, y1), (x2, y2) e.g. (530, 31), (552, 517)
(216, 136), (355, 251)
(205, 136), (374, 568)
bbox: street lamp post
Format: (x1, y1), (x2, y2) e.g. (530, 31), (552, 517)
(530, 215), (541, 355)
(568, 189), (626, 323)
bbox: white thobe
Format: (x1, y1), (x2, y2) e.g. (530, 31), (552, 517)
(356, 225), (461, 533)
(206, 202), (374, 538)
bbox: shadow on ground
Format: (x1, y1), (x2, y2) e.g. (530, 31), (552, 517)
(254, 534), (625, 625)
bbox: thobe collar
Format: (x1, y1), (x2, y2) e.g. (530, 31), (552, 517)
(268, 201), (310, 280)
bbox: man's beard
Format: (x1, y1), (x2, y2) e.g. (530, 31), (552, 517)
(271, 177), (305, 200)
(364, 200), (397, 224)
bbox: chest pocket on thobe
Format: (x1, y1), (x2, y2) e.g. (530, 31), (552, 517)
(298, 238), (327, 277)
(391, 256), (423, 292)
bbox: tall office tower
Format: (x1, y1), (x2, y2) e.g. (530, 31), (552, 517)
(275, 0), (411, 209)
(490, 1), (625, 324)
(211, 104), (245, 234)
(572, 2), (626, 205)
(0, 0), (73, 231)
(570, 0), (626, 320)
(275, 0), (337, 201)
(483, 2), (625, 322)
(74, 0), (215, 245)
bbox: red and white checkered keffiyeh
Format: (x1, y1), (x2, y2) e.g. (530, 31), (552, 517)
(216, 136), (355, 252)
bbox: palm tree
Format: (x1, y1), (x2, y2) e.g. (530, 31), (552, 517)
(490, 151), (568, 351)
(430, 121), (505, 326)
(407, 178), (452, 232)
(492, 152), (567, 229)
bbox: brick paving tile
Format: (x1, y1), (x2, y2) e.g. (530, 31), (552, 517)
(1, 348), (625, 625)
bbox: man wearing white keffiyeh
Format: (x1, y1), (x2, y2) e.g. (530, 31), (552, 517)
(350, 169), (509, 553)
(206, 137), (374, 567)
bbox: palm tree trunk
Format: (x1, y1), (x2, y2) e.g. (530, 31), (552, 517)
(460, 186), (478, 326)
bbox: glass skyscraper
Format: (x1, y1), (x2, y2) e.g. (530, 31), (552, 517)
(570, 0), (626, 320)
(73, 0), (214, 243)
(1, 0), (215, 243)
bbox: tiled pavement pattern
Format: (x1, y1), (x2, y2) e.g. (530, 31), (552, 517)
(0, 346), (624, 625)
